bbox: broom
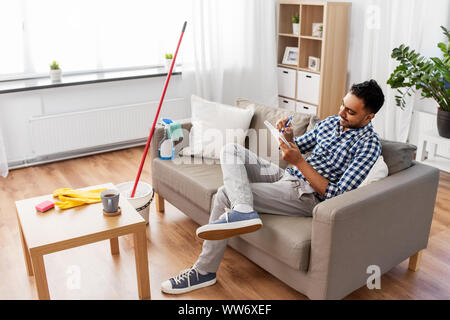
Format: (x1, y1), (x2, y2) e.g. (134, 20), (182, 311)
(130, 21), (187, 198)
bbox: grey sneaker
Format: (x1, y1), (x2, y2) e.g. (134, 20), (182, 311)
(196, 209), (262, 240)
(161, 266), (217, 294)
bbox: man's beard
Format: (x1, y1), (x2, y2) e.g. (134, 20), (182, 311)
(340, 117), (361, 129)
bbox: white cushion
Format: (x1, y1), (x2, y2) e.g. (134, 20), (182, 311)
(180, 95), (255, 159)
(359, 155), (389, 187)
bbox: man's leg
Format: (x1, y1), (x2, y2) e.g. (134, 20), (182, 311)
(195, 175), (320, 274)
(161, 144), (285, 293)
(251, 175), (321, 217)
(160, 188), (230, 294)
(195, 144), (284, 271)
(220, 143), (284, 210)
(196, 143), (286, 240)
(194, 186), (233, 273)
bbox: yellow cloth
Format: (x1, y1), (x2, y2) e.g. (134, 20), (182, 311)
(53, 188), (107, 209)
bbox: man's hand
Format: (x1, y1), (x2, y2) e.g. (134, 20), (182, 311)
(279, 138), (328, 197)
(276, 117), (294, 143)
(279, 139), (304, 166)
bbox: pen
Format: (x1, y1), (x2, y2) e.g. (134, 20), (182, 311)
(281, 115), (293, 134)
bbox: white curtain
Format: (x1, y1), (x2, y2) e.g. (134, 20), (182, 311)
(184, 0), (278, 107)
(0, 125), (7, 178)
(352, 0), (449, 142)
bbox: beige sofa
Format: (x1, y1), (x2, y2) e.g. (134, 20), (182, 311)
(150, 99), (440, 299)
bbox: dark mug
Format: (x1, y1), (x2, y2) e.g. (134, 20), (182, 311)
(100, 189), (120, 213)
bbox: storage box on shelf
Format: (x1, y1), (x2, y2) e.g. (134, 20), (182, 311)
(277, 1), (350, 119)
(277, 67), (297, 99)
(278, 97), (296, 111)
(297, 70), (320, 105)
(296, 101), (317, 115)
(278, 97), (317, 115)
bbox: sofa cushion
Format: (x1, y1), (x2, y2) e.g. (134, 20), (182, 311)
(358, 155), (388, 187)
(239, 213), (312, 271)
(380, 139), (417, 175)
(153, 157), (223, 212)
(236, 98), (320, 169)
(180, 95), (255, 160)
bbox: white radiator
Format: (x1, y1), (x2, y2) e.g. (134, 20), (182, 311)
(29, 98), (185, 156)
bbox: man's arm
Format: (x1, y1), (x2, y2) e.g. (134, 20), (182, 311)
(321, 137), (381, 199)
(293, 125), (318, 154)
(294, 156), (329, 196)
(279, 136), (381, 198)
(279, 140), (329, 196)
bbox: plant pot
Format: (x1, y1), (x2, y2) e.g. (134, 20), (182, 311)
(165, 59), (173, 72)
(437, 107), (450, 138)
(292, 23), (299, 35)
(50, 69), (61, 82)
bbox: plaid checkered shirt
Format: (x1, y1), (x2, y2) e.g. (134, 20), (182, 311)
(286, 115), (381, 201)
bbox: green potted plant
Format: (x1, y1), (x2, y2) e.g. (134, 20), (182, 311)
(387, 26), (450, 138)
(292, 13), (299, 36)
(164, 53), (173, 72)
(49, 61), (61, 82)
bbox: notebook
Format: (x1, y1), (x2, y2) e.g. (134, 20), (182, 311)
(264, 120), (292, 149)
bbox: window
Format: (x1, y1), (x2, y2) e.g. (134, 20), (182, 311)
(0, 0), (189, 80)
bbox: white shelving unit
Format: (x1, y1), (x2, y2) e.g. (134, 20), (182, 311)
(276, 1), (351, 119)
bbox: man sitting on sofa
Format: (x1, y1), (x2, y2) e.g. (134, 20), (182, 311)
(161, 79), (385, 294)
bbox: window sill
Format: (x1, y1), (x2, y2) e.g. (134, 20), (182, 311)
(0, 66), (182, 94)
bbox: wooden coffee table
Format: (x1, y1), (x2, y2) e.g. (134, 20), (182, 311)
(15, 183), (150, 300)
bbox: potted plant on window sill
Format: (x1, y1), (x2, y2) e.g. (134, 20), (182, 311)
(165, 53), (173, 72)
(292, 13), (299, 36)
(49, 61), (61, 82)
(387, 26), (450, 138)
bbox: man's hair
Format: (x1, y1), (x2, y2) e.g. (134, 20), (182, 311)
(350, 79), (385, 114)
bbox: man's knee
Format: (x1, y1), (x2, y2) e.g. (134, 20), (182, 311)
(220, 143), (245, 164)
(220, 142), (241, 156)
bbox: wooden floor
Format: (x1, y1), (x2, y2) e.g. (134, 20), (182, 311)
(0, 146), (449, 300)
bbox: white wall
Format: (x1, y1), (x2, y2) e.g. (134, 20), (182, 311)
(0, 74), (195, 164)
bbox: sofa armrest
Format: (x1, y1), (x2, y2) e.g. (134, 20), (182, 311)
(149, 118), (192, 161)
(150, 118), (192, 192)
(307, 162), (440, 299)
(174, 118), (193, 155)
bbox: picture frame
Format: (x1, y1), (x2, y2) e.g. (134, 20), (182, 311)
(308, 56), (320, 71)
(312, 22), (323, 37)
(282, 47), (299, 65)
